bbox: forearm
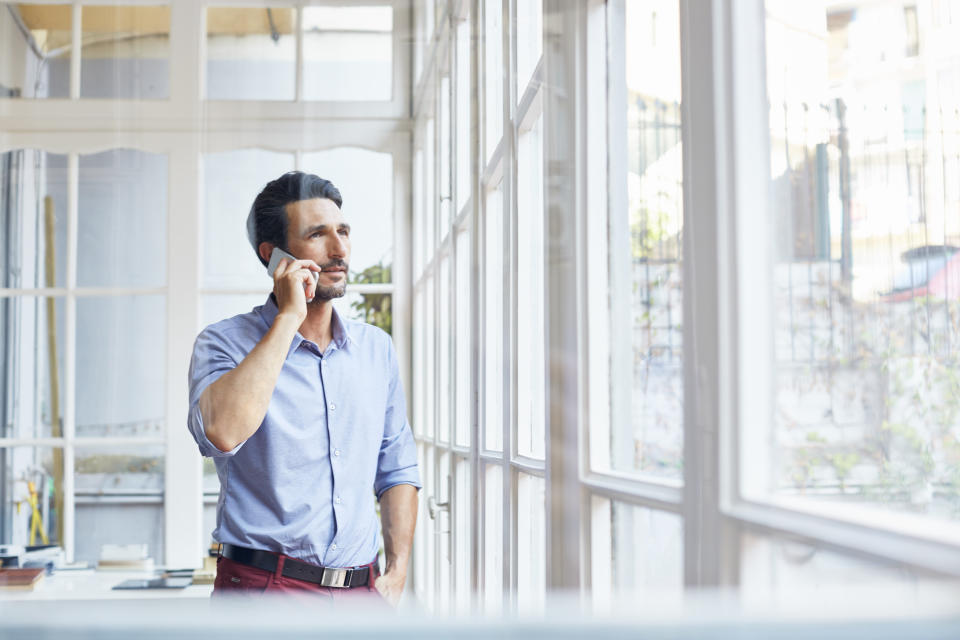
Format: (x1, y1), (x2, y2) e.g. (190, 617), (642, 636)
(199, 312), (301, 451)
(379, 484), (418, 574)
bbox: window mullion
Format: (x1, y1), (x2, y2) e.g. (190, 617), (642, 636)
(69, 3), (80, 100)
(63, 152), (78, 562)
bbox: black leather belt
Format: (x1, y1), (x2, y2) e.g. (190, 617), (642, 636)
(220, 543), (373, 588)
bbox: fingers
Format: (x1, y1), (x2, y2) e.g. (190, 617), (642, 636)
(274, 258), (322, 280)
(273, 258), (321, 300)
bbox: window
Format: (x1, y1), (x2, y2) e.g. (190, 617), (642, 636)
(79, 5), (170, 99)
(604, 0), (684, 481)
(203, 149), (295, 290)
(206, 7), (296, 101)
(483, 0), (502, 162)
(1, 147), (169, 564)
(483, 179), (503, 452)
(1, 3), (171, 100)
(759, 0), (960, 535)
(301, 6), (393, 101)
(1, 3), (72, 98)
(516, 113), (544, 460)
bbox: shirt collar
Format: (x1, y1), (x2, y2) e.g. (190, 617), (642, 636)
(258, 294), (356, 356)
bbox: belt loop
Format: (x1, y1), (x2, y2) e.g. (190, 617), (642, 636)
(274, 553), (286, 580)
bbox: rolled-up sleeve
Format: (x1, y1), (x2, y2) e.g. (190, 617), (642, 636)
(187, 327), (244, 458)
(374, 340), (422, 499)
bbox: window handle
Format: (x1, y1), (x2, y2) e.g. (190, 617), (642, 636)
(427, 495), (449, 520)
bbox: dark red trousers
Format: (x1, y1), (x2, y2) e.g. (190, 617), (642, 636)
(212, 553), (385, 604)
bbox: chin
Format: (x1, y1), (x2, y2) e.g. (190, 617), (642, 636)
(312, 285), (347, 302)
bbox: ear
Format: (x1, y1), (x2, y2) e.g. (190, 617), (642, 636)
(258, 242), (275, 264)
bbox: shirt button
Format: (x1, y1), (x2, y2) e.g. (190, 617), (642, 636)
(334, 449), (341, 457)
(330, 543), (337, 550)
(329, 402), (336, 411)
(335, 496), (342, 504)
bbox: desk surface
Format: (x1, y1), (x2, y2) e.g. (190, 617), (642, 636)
(0, 569), (213, 601)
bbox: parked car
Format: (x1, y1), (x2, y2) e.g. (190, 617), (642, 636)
(881, 245), (960, 302)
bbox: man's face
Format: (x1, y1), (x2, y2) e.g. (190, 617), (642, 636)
(284, 197), (350, 302)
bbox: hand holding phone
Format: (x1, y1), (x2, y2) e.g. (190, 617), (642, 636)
(267, 247), (320, 302)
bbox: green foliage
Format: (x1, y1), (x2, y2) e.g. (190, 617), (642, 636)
(827, 452), (860, 491)
(350, 262), (393, 335)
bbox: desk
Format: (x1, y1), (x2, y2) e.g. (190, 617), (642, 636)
(0, 569), (213, 601)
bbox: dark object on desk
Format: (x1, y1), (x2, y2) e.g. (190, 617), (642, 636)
(112, 576), (193, 590)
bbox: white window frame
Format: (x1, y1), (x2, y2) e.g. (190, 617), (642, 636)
(411, 0), (960, 611)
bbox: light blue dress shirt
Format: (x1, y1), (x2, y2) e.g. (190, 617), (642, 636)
(187, 295), (421, 568)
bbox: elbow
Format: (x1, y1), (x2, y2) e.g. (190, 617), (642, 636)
(206, 423), (240, 453)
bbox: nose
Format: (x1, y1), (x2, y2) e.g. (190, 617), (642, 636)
(328, 232), (347, 260)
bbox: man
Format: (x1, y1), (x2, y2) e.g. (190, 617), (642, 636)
(187, 171), (420, 605)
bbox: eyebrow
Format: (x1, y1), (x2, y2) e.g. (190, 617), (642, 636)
(302, 223), (351, 236)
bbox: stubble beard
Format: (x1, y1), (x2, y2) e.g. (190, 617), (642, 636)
(310, 281), (347, 303)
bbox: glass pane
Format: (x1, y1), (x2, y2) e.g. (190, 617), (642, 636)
(516, 473), (545, 611)
(516, 0), (542, 96)
(483, 463), (503, 613)
(590, 496), (682, 602)
(437, 450), (452, 610)
(607, 0), (684, 479)
(438, 254), (451, 443)
(414, 145), (425, 278)
(484, 181), (504, 451)
(78, 149), (167, 288)
(0, 297), (65, 439)
(332, 291), (392, 335)
(739, 530), (931, 595)
(454, 457), (472, 612)
(455, 226), (472, 447)
(1, 447), (62, 547)
(203, 457), (218, 494)
(301, 147), (393, 284)
(762, 1), (960, 526)
(413, 0), (425, 83)
(2, 3), (72, 98)
(202, 293), (267, 329)
(203, 149), (294, 289)
(484, 0), (502, 163)
(425, 275), (435, 439)
(517, 117), (545, 459)
(76, 295), (165, 437)
(206, 7), (296, 101)
(80, 5), (170, 99)
(414, 286), (426, 438)
(420, 443), (437, 605)
(0, 150), (68, 288)
(302, 6), (392, 101)
(483, 0), (504, 161)
(74, 444), (164, 566)
(75, 444), (164, 493)
(455, 16), (471, 213)
(440, 73), (452, 235)
(426, 117), (436, 259)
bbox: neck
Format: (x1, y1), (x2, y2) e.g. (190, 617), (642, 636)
(299, 299), (335, 349)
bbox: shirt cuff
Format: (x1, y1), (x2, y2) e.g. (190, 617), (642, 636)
(375, 478), (423, 501)
(188, 403), (244, 458)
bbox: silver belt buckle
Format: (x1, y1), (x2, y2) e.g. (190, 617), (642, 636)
(320, 567), (349, 588)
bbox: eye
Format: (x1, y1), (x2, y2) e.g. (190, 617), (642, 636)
(339, 228), (350, 237)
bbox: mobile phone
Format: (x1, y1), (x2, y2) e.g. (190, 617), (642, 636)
(267, 247), (320, 299)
